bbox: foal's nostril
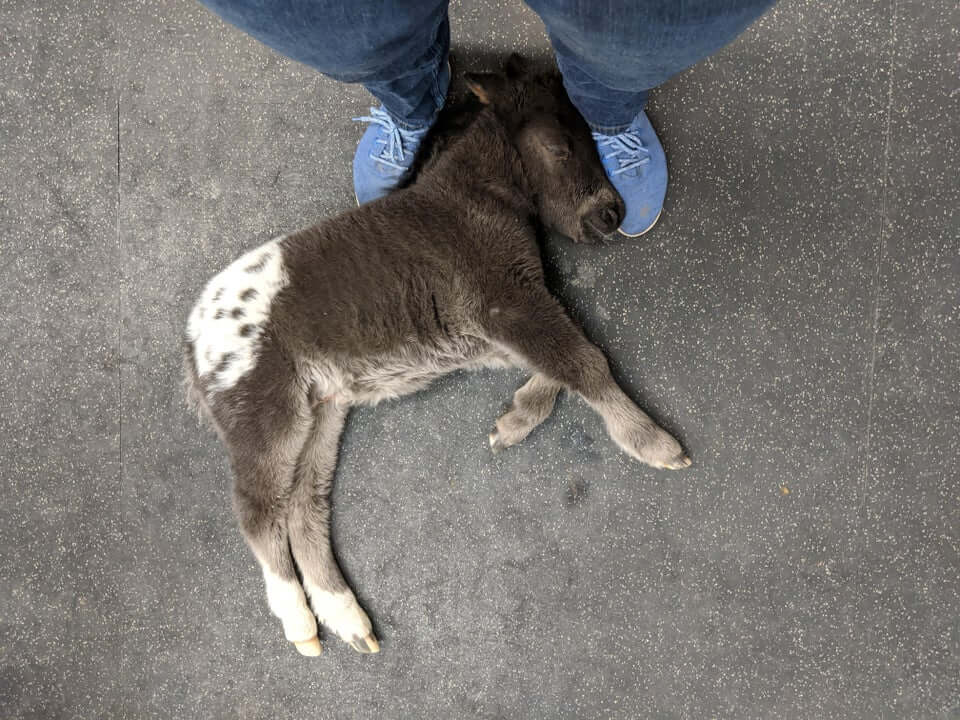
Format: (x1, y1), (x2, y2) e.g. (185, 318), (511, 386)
(602, 207), (620, 232)
(597, 205), (621, 233)
(582, 200), (625, 239)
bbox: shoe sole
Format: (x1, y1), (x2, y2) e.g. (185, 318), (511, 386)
(617, 209), (662, 238)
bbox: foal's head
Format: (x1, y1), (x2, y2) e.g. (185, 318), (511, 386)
(466, 55), (625, 244)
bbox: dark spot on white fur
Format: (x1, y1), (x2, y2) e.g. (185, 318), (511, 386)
(206, 351), (236, 380)
(231, 307), (245, 319)
(239, 324), (257, 338)
(213, 308), (226, 320)
(212, 288), (224, 302)
(240, 288), (258, 302)
(244, 253), (271, 273)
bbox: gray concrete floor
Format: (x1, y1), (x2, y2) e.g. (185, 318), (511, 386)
(2, 0), (958, 718)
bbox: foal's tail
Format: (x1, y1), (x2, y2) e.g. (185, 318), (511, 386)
(182, 339), (219, 433)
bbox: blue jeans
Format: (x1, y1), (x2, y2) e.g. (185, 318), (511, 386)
(200, 0), (774, 133)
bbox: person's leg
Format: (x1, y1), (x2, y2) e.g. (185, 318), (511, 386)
(199, 0), (450, 202)
(528, 0), (775, 235)
(200, 0), (449, 126)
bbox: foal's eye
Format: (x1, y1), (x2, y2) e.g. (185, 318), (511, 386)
(537, 137), (571, 162)
(545, 142), (571, 161)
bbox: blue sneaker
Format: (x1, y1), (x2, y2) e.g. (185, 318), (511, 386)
(593, 111), (667, 237)
(352, 107), (432, 205)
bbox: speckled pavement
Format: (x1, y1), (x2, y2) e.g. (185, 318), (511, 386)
(2, 1), (958, 718)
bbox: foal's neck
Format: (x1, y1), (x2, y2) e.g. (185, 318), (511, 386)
(419, 110), (535, 217)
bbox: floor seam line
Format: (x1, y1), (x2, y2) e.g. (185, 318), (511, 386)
(861, 0), (898, 498)
(116, 93), (123, 490)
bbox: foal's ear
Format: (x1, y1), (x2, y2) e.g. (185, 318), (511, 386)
(504, 53), (530, 79)
(464, 72), (508, 105)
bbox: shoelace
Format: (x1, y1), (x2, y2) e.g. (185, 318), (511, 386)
(592, 130), (651, 175)
(353, 107), (423, 171)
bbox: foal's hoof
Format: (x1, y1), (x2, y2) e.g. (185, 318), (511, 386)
(488, 430), (504, 454)
(661, 454), (692, 470)
(294, 637), (323, 656)
(349, 633), (381, 654)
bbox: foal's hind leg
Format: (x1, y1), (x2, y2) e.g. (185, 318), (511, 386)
(288, 398), (379, 654)
(234, 490), (321, 655)
(489, 373), (562, 452)
(205, 347), (326, 655)
(225, 398), (322, 655)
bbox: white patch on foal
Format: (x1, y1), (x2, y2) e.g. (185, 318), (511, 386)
(304, 583), (372, 642)
(262, 568), (317, 643)
(187, 237), (288, 392)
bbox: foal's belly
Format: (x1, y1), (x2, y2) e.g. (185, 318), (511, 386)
(318, 340), (515, 407)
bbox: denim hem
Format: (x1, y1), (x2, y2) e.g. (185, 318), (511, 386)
(381, 69), (447, 131)
(382, 109), (437, 132)
(588, 121), (634, 136)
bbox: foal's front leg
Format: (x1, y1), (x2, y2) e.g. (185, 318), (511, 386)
(485, 288), (691, 469)
(489, 373), (562, 452)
